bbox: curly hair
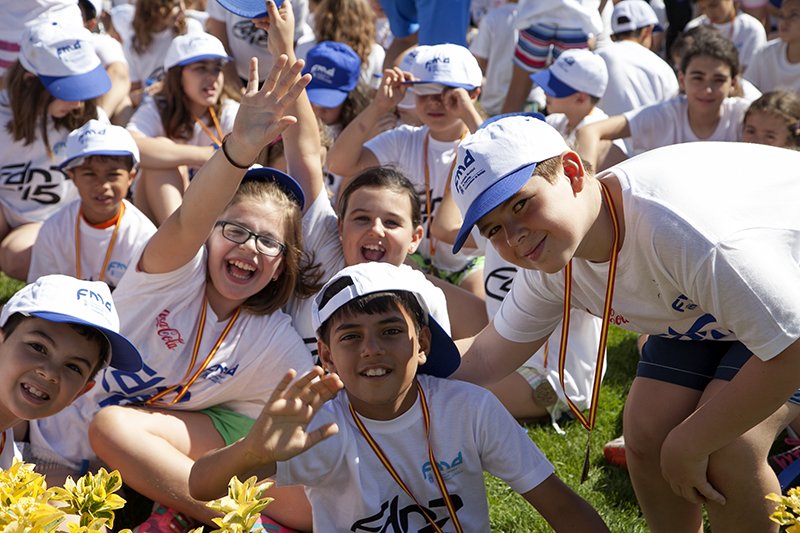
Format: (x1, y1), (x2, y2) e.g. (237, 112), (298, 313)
(313, 0), (376, 68)
(744, 91), (800, 148)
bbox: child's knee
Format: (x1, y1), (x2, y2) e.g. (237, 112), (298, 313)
(88, 405), (131, 451)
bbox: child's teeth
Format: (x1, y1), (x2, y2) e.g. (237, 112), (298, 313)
(364, 368), (387, 376)
(364, 244), (385, 251)
(23, 384), (47, 399)
(230, 260), (255, 271)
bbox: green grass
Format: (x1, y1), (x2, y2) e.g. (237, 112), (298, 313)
(486, 326), (649, 532)
(0, 272), (24, 305)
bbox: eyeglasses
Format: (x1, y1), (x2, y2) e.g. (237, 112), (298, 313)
(215, 221), (286, 257)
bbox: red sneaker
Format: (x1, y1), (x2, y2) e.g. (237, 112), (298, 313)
(603, 436), (627, 469)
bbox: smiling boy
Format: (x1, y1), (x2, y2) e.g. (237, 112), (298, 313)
(448, 114), (800, 532)
(27, 120), (156, 289)
(189, 261), (610, 532)
(0, 274), (141, 468)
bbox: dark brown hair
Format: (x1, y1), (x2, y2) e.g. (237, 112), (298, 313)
(744, 91), (800, 148)
(131, 0), (186, 55)
(337, 167), (422, 229)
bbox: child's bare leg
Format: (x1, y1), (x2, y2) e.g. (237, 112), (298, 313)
(623, 376), (704, 533)
(89, 406), (313, 531)
(0, 222), (42, 280)
(133, 167), (188, 226)
(701, 381), (800, 532)
(487, 372), (550, 422)
(459, 268), (486, 300)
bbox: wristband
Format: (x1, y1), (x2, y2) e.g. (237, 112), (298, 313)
(221, 135), (254, 169)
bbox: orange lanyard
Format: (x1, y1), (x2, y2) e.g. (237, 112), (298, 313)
(349, 385), (464, 533)
(558, 183), (619, 482)
(423, 131), (466, 266)
(193, 107), (223, 147)
(75, 203), (125, 283)
(146, 297), (241, 406)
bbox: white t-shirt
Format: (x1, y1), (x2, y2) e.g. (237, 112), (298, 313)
(546, 107), (628, 155)
(0, 428), (18, 470)
(277, 375), (555, 532)
(127, 97), (238, 175)
(28, 199), (156, 289)
(470, 4), (537, 116)
(206, 0), (312, 81)
(684, 11), (767, 69)
(623, 95), (749, 151)
(495, 142), (800, 363)
(284, 190), (450, 358)
(0, 91), (81, 225)
(744, 39), (800, 95)
(90, 32), (128, 69)
(364, 125), (480, 273)
(596, 41), (679, 117)
(514, 0), (603, 37)
(29, 246), (314, 465)
(123, 18), (204, 85)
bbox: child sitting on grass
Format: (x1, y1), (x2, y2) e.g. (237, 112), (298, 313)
(189, 261), (611, 533)
(27, 120), (156, 290)
(1, 274), (141, 467)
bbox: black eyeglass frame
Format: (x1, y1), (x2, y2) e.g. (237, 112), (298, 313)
(215, 221), (286, 257)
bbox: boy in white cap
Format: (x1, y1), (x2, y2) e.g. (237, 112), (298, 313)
(596, 0), (679, 117)
(531, 48), (627, 169)
(27, 120), (156, 290)
(0, 274), (142, 469)
(189, 261), (610, 533)
(447, 114), (800, 532)
(328, 44), (487, 297)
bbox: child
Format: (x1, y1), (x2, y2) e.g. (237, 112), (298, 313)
(27, 120), (156, 290)
(0, 274), (142, 468)
(745, 0), (800, 95)
(0, 21), (112, 282)
(126, 33), (240, 225)
(596, 0), (680, 117)
(576, 29), (749, 168)
(448, 114), (800, 531)
(189, 261), (611, 533)
(684, 0), (766, 71)
(531, 49), (628, 170)
(742, 90), (800, 147)
(30, 51), (317, 532)
(328, 44), (487, 297)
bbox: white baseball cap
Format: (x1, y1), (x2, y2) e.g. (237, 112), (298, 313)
(408, 44), (482, 91)
(1, 275), (142, 372)
(530, 49), (608, 99)
(312, 262), (460, 378)
(397, 46), (428, 109)
(164, 33), (232, 71)
(59, 119), (140, 171)
(451, 115), (569, 253)
(612, 0), (661, 34)
(19, 21), (111, 101)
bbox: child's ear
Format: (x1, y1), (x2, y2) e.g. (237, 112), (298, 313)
(317, 340), (337, 374)
(76, 380), (96, 399)
(409, 225), (423, 253)
(128, 168), (137, 188)
(470, 87), (481, 102)
(417, 325), (432, 365)
(561, 150), (587, 194)
(336, 218), (344, 242)
(677, 70), (685, 93)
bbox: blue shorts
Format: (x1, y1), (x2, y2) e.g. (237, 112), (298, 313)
(638, 336), (800, 405)
(378, 0), (470, 46)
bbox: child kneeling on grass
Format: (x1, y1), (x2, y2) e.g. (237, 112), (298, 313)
(189, 261), (610, 533)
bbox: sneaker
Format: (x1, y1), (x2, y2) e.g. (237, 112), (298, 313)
(252, 515), (299, 533)
(136, 504), (196, 533)
(769, 438), (800, 473)
(603, 436), (627, 469)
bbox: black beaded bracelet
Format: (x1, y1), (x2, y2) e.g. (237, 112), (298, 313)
(221, 136), (253, 169)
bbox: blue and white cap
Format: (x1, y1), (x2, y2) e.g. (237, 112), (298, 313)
(612, 0), (662, 34)
(164, 33), (232, 71)
(1, 275), (142, 372)
(59, 119), (140, 170)
(397, 46), (428, 109)
(530, 49), (608, 99)
(312, 262), (460, 378)
(19, 21), (111, 101)
(215, 0), (285, 18)
(408, 43), (482, 91)
(451, 115), (569, 253)
(243, 165), (305, 210)
(302, 41), (361, 108)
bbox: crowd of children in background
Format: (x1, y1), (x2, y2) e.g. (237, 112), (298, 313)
(2, 0), (800, 530)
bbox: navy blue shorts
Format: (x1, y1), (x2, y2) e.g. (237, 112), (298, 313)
(638, 336), (800, 405)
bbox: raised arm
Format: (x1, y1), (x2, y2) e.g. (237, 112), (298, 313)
(129, 132), (217, 169)
(139, 56), (310, 274)
(189, 367), (342, 501)
(326, 67), (410, 180)
(574, 115), (630, 170)
(521, 474), (610, 532)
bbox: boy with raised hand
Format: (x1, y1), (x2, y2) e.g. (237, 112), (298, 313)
(27, 120), (156, 290)
(189, 261), (610, 533)
(447, 114), (800, 532)
(0, 274), (142, 468)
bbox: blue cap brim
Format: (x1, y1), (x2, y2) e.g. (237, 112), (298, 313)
(30, 311), (143, 372)
(479, 111), (546, 130)
(418, 314), (460, 378)
(530, 70), (577, 98)
(40, 63), (112, 101)
(453, 161), (538, 253)
(306, 87), (348, 108)
(175, 53), (233, 68)
(405, 80), (478, 91)
(215, 0), (284, 18)
(243, 167), (305, 210)
(59, 150), (137, 170)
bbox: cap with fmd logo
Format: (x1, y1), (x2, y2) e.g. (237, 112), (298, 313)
(530, 49), (608, 99)
(59, 119), (140, 171)
(407, 43), (482, 91)
(451, 116), (569, 253)
(302, 41), (361, 109)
